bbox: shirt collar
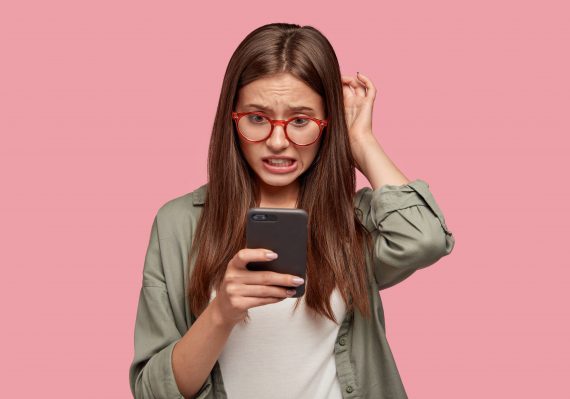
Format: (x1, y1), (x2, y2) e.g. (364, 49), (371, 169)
(192, 183), (207, 205)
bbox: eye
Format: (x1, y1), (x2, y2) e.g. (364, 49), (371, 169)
(290, 117), (310, 127)
(247, 114), (267, 124)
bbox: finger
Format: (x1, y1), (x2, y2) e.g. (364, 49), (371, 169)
(232, 284), (296, 299)
(356, 72), (377, 99)
(344, 75), (366, 97)
(341, 75), (355, 84)
(342, 82), (355, 98)
(230, 248), (278, 270)
(341, 77), (355, 95)
(237, 270), (305, 288)
(352, 74), (367, 97)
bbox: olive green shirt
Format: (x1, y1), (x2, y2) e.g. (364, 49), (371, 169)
(129, 179), (455, 398)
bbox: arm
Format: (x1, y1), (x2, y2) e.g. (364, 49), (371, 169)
(351, 134), (411, 190)
(353, 136), (455, 289)
(171, 298), (234, 398)
(346, 98), (454, 289)
(355, 179), (455, 290)
(129, 212), (299, 398)
(129, 215), (229, 399)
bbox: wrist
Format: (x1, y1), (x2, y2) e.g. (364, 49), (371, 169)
(351, 133), (378, 153)
(351, 135), (382, 171)
(208, 298), (238, 331)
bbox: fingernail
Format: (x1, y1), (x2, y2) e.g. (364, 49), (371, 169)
(292, 277), (304, 285)
(286, 289), (296, 296)
(265, 252), (278, 259)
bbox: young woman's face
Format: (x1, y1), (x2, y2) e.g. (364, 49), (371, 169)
(235, 72), (325, 191)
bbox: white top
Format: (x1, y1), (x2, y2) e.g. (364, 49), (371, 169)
(210, 280), (347, 399)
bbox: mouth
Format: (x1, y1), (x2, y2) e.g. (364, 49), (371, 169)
(263, 157), (296, 167)
(262, 157), (298, 173)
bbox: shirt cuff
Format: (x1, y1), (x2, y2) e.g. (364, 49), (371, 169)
(369, 178), (453, 236)
(149, 340), (215, 399)
(145, 340), (186, 398)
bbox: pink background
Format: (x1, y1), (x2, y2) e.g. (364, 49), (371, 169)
(2, 0), (568, 397)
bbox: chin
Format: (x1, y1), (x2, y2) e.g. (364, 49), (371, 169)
(257, 171), (299, 187)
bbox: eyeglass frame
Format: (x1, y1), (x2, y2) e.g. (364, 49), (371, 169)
(231, 111), (328, 147)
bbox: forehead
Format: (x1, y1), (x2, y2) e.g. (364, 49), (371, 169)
(237, 73), (323, 111)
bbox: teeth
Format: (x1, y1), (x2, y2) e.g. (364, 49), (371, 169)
(267, 159), (293, 166)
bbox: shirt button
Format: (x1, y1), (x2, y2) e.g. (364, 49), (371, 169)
(339, 337), (346, 346)
(345, 385), (354, 393)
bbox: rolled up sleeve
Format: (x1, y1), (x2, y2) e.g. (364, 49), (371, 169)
(355, 179), (455, 290)
(129, 215), (213, 399)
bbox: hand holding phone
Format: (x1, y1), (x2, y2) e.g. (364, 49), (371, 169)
(212, 248), (305, 326)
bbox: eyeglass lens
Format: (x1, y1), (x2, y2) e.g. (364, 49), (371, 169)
(238, 114), (320, 145)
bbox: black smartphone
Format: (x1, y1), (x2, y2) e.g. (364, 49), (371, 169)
(245, 207), (308, 298)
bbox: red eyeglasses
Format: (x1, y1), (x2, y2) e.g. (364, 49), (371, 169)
(232, 111), (328, 146)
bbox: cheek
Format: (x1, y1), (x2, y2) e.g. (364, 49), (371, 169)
(300, 147), (320, 169)
(238, 140), (261, 167)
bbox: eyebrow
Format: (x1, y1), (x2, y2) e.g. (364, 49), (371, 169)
(243, 103), (316, 114)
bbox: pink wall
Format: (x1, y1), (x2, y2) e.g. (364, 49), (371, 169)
(2, 1), (568, 397)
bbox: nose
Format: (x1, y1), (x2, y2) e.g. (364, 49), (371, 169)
(265, 122), (290, 150)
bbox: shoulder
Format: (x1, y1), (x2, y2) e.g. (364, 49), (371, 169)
(154, 183), (207, 240)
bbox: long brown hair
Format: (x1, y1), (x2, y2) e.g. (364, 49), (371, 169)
(188, 23), (373, 323)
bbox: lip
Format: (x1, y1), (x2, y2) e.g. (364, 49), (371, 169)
(262, 158), (298, 174)
(262, 156), (296, 161)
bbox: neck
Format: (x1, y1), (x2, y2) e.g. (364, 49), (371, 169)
(257, 179), (300, 209)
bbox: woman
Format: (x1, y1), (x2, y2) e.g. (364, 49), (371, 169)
(129, 23), (455, 399)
